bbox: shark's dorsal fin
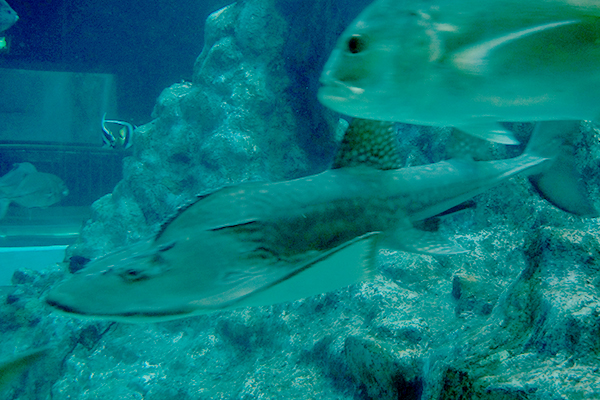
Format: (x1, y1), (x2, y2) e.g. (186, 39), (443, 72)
(155, 193), (209, 240)
(333, 118), (402, 170)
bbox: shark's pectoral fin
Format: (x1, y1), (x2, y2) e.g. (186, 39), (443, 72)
(382, 226), (467, 255)
(243, 232), (380, 306)
(196, 232), (380, 312)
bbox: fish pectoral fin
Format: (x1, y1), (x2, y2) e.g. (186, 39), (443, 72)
(238, 232), (380, 307)
(196, 233), (381, 311)
(383, 226), (467, 255)
(450, 20), (579, 75)
(455, 122), (519, 145)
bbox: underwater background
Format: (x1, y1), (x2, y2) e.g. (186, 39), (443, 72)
(0, 0), (600, 399)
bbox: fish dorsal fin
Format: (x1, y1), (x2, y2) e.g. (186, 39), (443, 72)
(155, 182), (267, 241)
(450, 20), (579, 75)
(333, 118), (402, 170)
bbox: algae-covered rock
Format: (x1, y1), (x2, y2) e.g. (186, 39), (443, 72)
(417, 225), (600, 399)
(345, 336), (423, 400)
(65, 0), (353, 261)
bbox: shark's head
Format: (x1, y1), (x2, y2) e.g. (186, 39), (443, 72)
(45, 192), (382, 323)
(46, 225), (316, 322)
(45, 238), (230, 322)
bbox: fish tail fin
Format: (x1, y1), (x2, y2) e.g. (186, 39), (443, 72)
(0, 198), (10, 219)
(525, 120), (598, 217)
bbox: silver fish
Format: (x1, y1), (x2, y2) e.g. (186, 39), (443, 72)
(0, 170), (68, 219)
(318, 0), (600, 144)
(0, 163), (37, 193)
(45, 119), (596, 322)
(0, 0), (18, 33)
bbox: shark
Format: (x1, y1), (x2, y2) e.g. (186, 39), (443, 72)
(45, 119), (597, 322)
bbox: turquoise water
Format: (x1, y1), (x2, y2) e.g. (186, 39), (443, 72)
(0, 246), (66, 285)
(1, 0), (599, 399)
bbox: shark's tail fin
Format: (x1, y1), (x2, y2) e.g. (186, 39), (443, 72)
(525, 120), (598, 217)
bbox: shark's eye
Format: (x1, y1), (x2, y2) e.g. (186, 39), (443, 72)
(119, 267), (149, 282)
(348, 34), (367, 54)
(117, 255), (170, 282)
(123, 269), (143, 281)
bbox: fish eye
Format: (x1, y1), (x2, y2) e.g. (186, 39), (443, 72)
(347, 34), (366, 54)
(124, 269), (140, 279)
(120, 267), (150, 282)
